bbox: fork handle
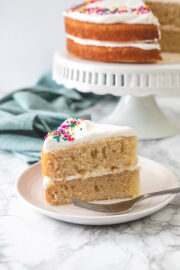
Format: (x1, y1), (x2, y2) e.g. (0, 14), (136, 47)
(143, 187), (180, 199)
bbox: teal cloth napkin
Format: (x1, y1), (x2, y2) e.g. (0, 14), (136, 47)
(0, 72), (102, 163)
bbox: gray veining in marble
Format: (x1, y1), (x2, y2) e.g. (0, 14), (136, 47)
(0, 96), (180, 270)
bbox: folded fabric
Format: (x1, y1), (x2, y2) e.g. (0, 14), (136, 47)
(0, 72), (102, 164)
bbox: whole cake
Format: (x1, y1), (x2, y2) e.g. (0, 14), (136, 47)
(41, 118), (140, 205)
(63, 0), (162, 63)
(146, 0), (180, 53)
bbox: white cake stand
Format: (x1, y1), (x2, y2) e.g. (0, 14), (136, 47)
(53, 51), (180, 139)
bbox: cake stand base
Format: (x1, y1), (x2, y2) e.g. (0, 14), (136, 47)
(100, 95), (179, 140)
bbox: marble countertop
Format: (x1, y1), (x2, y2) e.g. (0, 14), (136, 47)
(1, 96), (180, 270)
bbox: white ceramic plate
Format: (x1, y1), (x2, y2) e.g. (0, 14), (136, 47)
(17, 156), (178, 225)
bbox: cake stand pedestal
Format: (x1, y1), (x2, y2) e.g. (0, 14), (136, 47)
(53, 51), (180, 139)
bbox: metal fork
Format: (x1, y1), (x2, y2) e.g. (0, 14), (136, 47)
(72, 187), (180, 214)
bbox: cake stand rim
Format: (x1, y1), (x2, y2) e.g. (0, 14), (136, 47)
(53, 50), (180, 96)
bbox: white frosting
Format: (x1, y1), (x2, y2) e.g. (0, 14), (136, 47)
(43, 165), (140, 188)
(64, 0), (159, 25)
(43, 170), (112, 188)
(67, 34), (160, 50)
(147, 0), (180, 2)
(43, 118), (136, 153)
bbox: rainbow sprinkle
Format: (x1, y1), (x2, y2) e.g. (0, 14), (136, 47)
(66, 0), (151, 15)
(44, 117), (87, 143)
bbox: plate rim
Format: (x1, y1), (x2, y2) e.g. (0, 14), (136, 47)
(16, 156), (179, 221)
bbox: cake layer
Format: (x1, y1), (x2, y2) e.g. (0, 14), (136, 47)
(64, 0), (159, 25)
(146, 0), (180, 27)
(159, 25), (180, 53)
(67, 38), (162, 62)
(41, 136), (138, 180)
(65, 17), (160, 42)
(45, 169), (140, 205)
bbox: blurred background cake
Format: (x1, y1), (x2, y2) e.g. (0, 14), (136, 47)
(2, 0), (180, 91)
(64, 0), (162, 63)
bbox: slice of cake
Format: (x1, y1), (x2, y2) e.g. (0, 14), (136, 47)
(63, 0), (162, 63)
(41, 118), (140, 205)
(146, 0), (180, 53)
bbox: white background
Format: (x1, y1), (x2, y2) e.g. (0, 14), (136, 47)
(0, 0), (78, 95)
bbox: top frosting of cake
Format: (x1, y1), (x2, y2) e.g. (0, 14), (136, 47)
(63, 0), (159, 25)
(43, 117), (136, 153)
(147, 0), (180, 2)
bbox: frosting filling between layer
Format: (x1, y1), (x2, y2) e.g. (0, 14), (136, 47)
(67, 34), (160, 50)
(43, 165), (140, 188)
